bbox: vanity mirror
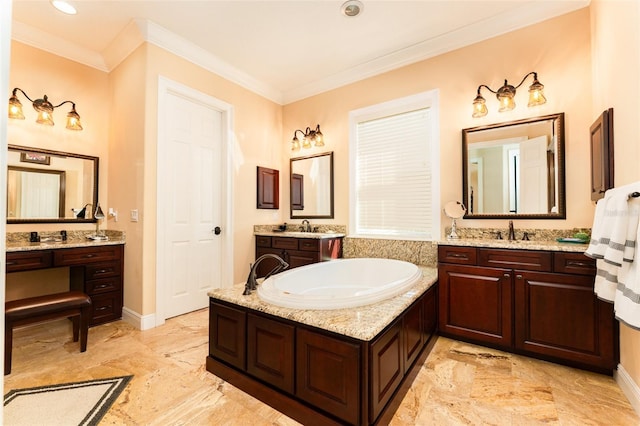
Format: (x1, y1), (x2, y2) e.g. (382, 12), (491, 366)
(462, 113), (565, 219)
(290, 151), (334, 219)
(7, 144), (99, 223)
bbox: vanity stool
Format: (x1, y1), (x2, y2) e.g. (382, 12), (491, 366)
(5, 291), (92, 374)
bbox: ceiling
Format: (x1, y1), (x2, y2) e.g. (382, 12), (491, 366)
(11, 1), (589, 104)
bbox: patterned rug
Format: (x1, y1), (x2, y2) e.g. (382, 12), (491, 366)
(4, 375), (132, 426)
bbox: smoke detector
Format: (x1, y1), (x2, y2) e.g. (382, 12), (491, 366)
(341, 0), (363, 17)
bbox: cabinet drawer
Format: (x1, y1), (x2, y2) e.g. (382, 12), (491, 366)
(272, 237), (298, 250)
(478, 248), (551, 272)
(54, 245), (122, 266)
(298, 239), (319, 252)
(6, 250), (53, 272)
(256, 236), (271, 248)
(438, 246), (477, 265)
(553, 252), (596, 276)
(85, 262), (121, 280)
(89, 291), (123, 325)
(86, 277), (122, 295)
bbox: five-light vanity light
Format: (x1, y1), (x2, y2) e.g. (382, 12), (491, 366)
(8, 88), (83, 130)
(472, 71), (546, 118)
(291, 124), (324, 151)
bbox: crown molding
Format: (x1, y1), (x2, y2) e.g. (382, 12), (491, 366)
(12, 21), (109, 72)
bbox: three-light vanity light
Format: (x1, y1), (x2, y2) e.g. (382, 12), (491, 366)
(8, 88), (83, 130)
(472, 71), (546, 118)
(290, 124), (324, 152)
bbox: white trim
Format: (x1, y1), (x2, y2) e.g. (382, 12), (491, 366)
(615, 363), (640, 417)
(155, 76), (234, 327)
(121, 307), (156, 331)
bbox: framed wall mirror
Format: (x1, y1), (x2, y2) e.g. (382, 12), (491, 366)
(7, 144), (99, 223)
(290, 151), (334, 219)
(462, 113), (565, 219)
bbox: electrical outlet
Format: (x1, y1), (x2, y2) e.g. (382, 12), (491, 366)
(130, 209), (139, 222)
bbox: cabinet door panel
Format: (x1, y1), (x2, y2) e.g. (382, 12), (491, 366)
(370, 321), (403, 421)
(439, 264), (512, 347)
(247, 313), (294, 393)
(515, 271), (616, 370)
(296, 328), (360, 425)
(255, 247), (285, 278)
(209, 302), (246, 370)
(287, 251), (319, 269)
(403, 300), (423, 372)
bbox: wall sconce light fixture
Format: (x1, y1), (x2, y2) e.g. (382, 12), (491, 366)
(291, 124), (324, 151)
(472, 72), (546, 118)
(8, 87), (83, 130)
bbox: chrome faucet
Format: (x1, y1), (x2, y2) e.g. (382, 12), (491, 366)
(243, 254), (289, 295)
(508, 220), (516, 241)
(300, 219), (311, 232)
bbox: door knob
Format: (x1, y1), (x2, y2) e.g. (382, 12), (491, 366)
(214, 226), (222, 235)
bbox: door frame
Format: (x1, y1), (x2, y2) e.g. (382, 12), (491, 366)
(155, 76), (234, 327)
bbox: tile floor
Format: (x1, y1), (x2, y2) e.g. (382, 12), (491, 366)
(4, 309), (639, 425)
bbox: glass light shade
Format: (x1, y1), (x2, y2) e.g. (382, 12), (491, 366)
(8, 95), (25, 119)
(36, 110), (55, 126)
(291, 136), (301, 151)
(302, 136), (311, 149)
(472, 94), (488, 118)
(497, 93), (516, 112)
(66, 107), (83, 130)
(314, 128), (324, 146)
(527, 81), (546, 107)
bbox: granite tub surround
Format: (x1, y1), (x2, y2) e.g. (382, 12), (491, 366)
(208, 266), (437, 341)
(343, 237), (438, 267)
(6, 230), (125, 251)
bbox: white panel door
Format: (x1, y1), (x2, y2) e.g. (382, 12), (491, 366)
(163, 92), (222, 318)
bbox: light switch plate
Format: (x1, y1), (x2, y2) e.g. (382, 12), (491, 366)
(130, 209), (139, 222)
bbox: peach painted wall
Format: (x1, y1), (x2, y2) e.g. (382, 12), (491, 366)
(109, 43), (284, 315)
(7, 41), (110, 234)
(283, 9), (594, 234)
(591, 0), (640, 402)
(6, 41), (110, 300)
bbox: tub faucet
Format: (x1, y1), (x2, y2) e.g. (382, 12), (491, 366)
(508, 220), (516, 241)
(243, 254), (289, 295)
(301, 219), (311, 232)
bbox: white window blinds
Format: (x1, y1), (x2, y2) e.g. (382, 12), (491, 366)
(353, 106), (435, 239)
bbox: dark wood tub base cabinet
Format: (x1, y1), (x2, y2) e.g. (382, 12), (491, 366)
(207, 285), (437, 426)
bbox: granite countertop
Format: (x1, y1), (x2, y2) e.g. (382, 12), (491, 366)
(6, 230), (125, 252)
(438, 238), (589, 253)
(208, 266), (437, 341)
(255, 231), (346, 239)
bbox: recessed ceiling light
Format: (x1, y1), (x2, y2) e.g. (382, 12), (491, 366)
(51, 0), (77, 15)
(341, 0), (363, 17)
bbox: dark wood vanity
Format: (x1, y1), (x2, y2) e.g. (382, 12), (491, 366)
(438, 244), (618, 374)
(207, 283), (437, 425)
(6, 243), (124, 326)
(254, 234), (343, 277)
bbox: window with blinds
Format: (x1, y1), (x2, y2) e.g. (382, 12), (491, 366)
(349, 91), (440, 240)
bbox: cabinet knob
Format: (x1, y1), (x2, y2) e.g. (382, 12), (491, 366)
(503, 273), (510, 278)
(516, 274), (523, 279)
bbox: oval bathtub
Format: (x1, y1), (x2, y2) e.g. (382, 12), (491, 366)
(257, 258), (422, 310)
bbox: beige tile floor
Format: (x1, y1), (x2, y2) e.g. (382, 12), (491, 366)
(4, 309), (639, 425)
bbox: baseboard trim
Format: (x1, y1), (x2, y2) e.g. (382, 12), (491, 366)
(121, 307), (157, 330)
(615, 363), (640, 416)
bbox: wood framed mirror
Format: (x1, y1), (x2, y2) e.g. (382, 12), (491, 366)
(462, 113), (565, 219)
(290, 151), (334, 219)
(7, 145), (99, 223)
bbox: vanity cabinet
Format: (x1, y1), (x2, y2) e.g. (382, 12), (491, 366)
(254, 235), (342, 277)
(438, 245), (617, 373)
(6, 244), (124, 326)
